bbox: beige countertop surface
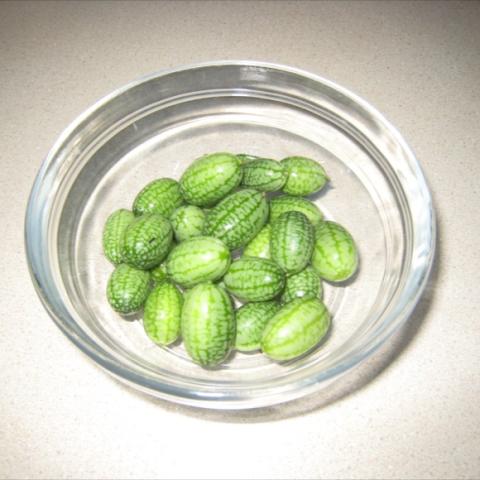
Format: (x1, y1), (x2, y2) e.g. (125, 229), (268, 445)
(1, 1), (479, 479)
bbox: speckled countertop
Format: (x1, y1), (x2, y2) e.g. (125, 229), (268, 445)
(1, 1), (479, 478)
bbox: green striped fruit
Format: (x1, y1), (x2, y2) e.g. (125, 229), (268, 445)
(271, 211), (314, 275)
(133, 178), (183, 217)
(243, 224), (272, 259)
(181, 283), (235, 367)
(122, 213), (173, 270)
(312, 221), (358, 282)
(166, 236), (231, 288)
(150, 263), (168, 284)
(270, 195), (323, 226)
(143, 282), (183, 346)
(242, 159), (287, 192)
(261, 298), (331, 361)
(236, 153), (261, 165)
(281, 266), (323, 304)
(102, 209), (135, 265)
(170, 205), (206, 242)
(180, 153), (242, 207)
(235, 301), (280, 352)
(281, 156), (329, 196)
(224, 257), (285, 302)
(106, 264), (151, 314)
(203, 189), (268, 250)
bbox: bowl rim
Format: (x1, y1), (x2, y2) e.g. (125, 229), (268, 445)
(24, 60), (436, 409)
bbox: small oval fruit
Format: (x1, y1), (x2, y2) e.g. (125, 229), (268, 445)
(270, 195), (323, 226)
(166, 236), (231, 288)
(180, 153), (242, 207)
(170, 205), (206, 242)
(223, 257), (285, 302)
(102, 209), (135, 265)
(261, 298), (330, 361)
(281, 266), (323, 304)
(143, 282), (183, 346)
(281, 156), (328, 196)
(181, 283), (235, 367)
(271, 211), (314, 275)
(106, 264), (151, 314)
(242, 158), (287, 192)
(122, 213), (173, 270)
(312, 221), (358, 282)
(235, 301), (280, 352)
(133, 178), (183, 217)
(243, 224), (272, 259)
(203, 189), (268, 250)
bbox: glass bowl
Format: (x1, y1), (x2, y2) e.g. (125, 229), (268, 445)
(25, 61), (435, 409)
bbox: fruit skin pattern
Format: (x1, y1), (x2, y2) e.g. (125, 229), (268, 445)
(271, 211), (315, 275)
(203, 189), (268, 250)
(269, 195), (323, 226)
(312, 221), (358, 282)
(181, 282), (235, 367)
(261, 298), (330, 361)
(122, 213), (173, 270)
(281, 266), (323, 304)
(150, 263), (168, 283)
(170, 205), (206, 242)
(243, 224), (272, 259)
(223, 257), (285, 302)
(133, 178), (183, 217)
(143, 282), (183, 346)
(180, 153), (242, 207)
(241, 158), (287, 192)
(166, 236), (231, 288)
(281, 156), (329, 196)
(107, 264), (151, 314)
(102, 209), (135, 265)
(235, 301), (280, 352)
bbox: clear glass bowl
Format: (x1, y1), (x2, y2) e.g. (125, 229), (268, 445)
(25, 61), (435, 409)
